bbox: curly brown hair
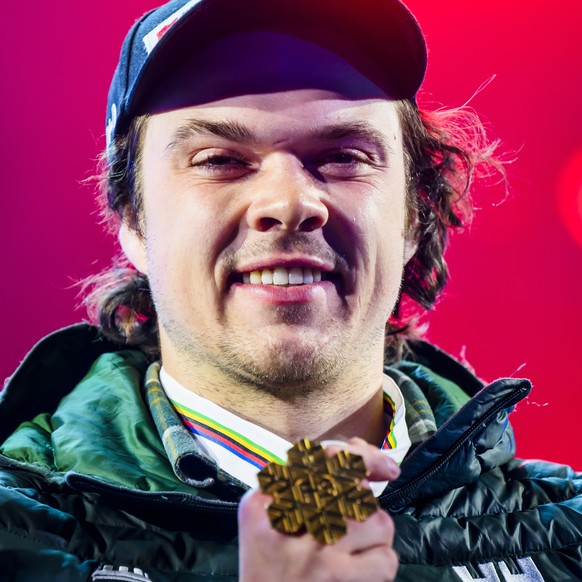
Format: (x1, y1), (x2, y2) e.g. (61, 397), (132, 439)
(82, 99), (502, 362)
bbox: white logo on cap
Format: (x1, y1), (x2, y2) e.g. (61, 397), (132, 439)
(106, 102), (118, 148)
(143, 0), (204, 54)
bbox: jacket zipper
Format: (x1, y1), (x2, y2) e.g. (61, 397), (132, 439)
(381, 383), (529, 506)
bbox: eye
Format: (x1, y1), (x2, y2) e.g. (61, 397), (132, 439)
(316, 149), (372, 178)
(325, 151), (363, 164)
(189, 149), (251, 178)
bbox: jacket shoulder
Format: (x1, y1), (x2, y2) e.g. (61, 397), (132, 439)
(0, 324), (147, 443)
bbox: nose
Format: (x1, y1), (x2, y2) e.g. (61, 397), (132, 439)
(246, 157), (329, 232)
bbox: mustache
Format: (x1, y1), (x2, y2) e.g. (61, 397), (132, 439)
(222, 233), (348, 271)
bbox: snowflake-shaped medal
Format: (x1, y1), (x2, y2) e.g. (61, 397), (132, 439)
(257, 438), (378, 544)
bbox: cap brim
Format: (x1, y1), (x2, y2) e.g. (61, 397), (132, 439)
(126, 0), (426, 124)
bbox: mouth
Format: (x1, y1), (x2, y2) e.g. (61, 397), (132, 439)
(231, 266), (341, 288)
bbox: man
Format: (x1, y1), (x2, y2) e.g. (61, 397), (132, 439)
(0, 0), (580, 580)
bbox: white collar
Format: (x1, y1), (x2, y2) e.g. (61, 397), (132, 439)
(160, 368), (411, 497)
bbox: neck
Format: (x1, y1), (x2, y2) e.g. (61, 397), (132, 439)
(237, 382), (387, 445)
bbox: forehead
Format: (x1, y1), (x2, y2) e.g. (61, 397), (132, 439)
(140, 30), (393, 116)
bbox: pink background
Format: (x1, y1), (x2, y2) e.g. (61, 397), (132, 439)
(2, 1), (581, 467)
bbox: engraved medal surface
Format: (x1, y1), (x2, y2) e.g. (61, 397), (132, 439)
(257, 438), (378, 544)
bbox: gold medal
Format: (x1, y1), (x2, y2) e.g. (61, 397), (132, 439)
(257, 438), (378, 544)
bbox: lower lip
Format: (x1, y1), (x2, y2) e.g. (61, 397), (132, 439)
(230, 281), (336, 305)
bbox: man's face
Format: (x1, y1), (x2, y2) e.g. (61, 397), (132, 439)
(124, 32), (412, 395)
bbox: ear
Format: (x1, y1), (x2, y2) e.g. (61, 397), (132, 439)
(403, 209), (419, 265)
(119, 221), (148, 274)
(403, 237), (418, 265)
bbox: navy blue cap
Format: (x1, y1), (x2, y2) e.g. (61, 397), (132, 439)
(106, 0), (427, 148)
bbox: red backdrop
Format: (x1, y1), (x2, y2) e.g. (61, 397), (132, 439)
(1, 1), (581, 467)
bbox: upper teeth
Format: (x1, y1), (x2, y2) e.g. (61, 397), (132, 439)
(243, 267), (322, 285)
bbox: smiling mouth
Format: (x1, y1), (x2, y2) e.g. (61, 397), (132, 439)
(235, 266), (337, 286)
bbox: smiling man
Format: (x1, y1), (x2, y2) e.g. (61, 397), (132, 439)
(122, 31), (415, 451)
(0, 0), (581, 581)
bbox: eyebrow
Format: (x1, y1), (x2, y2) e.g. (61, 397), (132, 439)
(165, 119), (257, 155)
(309, 121), (394, 155)
(164, 118), (393, 155)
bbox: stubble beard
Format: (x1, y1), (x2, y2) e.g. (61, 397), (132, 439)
(215, 330), (348, 400)
(163, 312), (363, 402)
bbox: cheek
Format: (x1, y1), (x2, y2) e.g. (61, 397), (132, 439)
(141, 193), (245, 321)
(361, 178), (408, 246)
(142, 169), (238, 257)
(145, 230), (219, 330)
(362, 183), (409, 299)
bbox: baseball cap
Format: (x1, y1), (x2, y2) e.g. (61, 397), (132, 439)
(106, 0), (427, 148)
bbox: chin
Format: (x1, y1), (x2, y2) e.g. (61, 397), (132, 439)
(239, 337), (347, 396)
(212, 331), (340, 395)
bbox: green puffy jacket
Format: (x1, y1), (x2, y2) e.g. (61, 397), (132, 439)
(0, 325), (580, 581)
